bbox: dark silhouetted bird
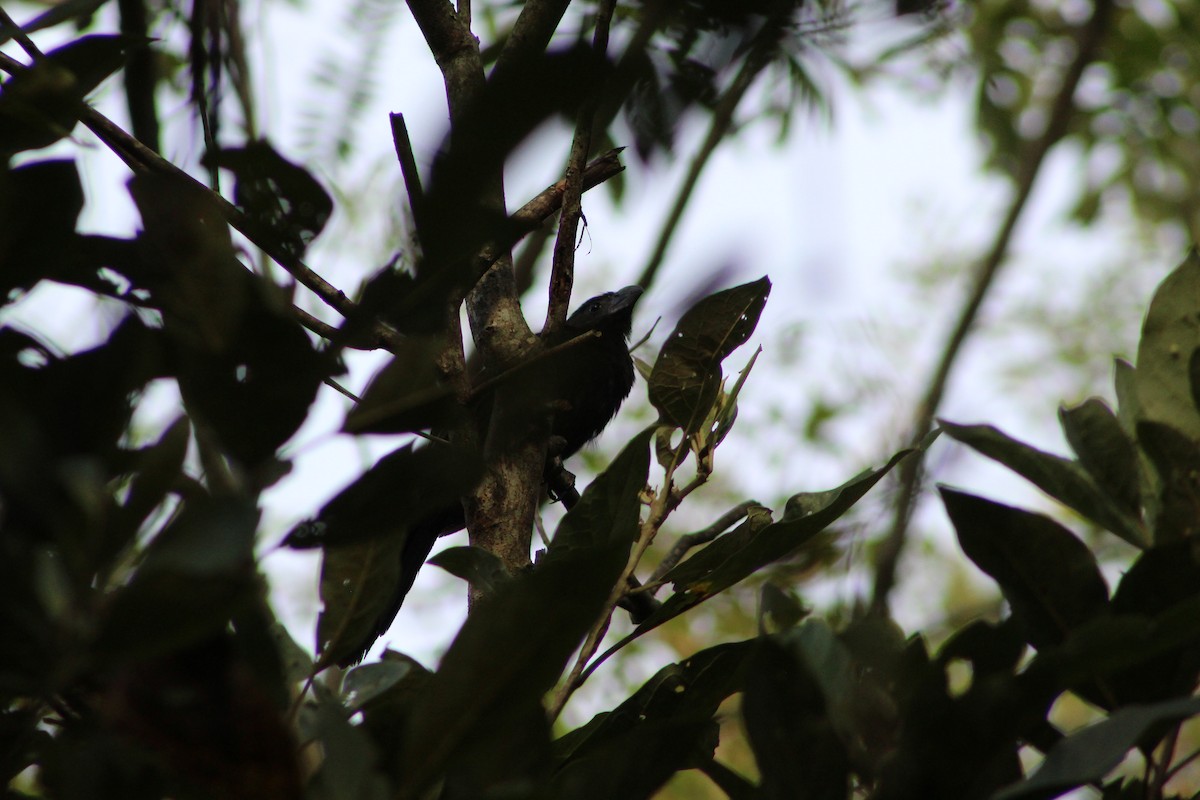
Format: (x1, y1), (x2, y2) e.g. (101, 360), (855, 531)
(296, 286), (643, 666)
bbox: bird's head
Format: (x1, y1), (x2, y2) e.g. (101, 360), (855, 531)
(564, 285), (643, 339)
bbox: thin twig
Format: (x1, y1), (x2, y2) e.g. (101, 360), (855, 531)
(870, 0), (1115, 615)
(542, 0), (617, 336)
(648, 501), (756, 584)
(389, 112), (427, 246)
(0, 5), (44, 60)
(322, 377), (361, 403)
(550, 426), (717, 720)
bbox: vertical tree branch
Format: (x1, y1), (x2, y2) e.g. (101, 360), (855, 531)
(405, 0), (544, 585)
(869, 0), (1115, 615)
(543, 0), (617, 336)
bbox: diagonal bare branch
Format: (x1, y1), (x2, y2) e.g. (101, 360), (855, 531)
(869, 0), (1116, 615)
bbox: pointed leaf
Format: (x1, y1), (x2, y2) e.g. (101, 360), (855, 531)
(427, 545), (511, 595)
(941, 420), (1143, 546)
(550, 427), (652, 553)
(941, 488), (1108, 650)
(667, 446), (918, 595)
(1134, 250), (1200, 440)
(1136, 421), (1200, 542)
(993, 697), (1200, 800)
(648, 277), (770, 434)
(1059, 399), (1141, 525)
(555, 641), (752, 766)
(285, 443), (480, 548)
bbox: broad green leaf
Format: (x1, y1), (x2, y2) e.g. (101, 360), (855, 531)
(648, 277), (770, 434)
(1134, 250), (1200, 441)
(548, 426), (652, 553)
(1135, 421), (1200, 542)
(1058, 399), (1141, 524)
(743, 636), (848, 799)
(992, 697), (1200, 800)
(552, 642), (752, 798)
(941, 489), (1109, 650)
(941, 420), (1143, 547)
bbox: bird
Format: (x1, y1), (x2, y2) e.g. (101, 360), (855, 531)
(295, 286), (643, 666)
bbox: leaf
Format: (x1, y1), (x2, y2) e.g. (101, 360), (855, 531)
(1058, 399), (1141, 524)
(553, 640), (752, 791)
(1135, 421), (1200, 543)
(713, 346), (760, 447)
(992, 697), (1200, 800)
(940, 420), (1144, 547)
(743, 635), (848, 800)
(343, 336), (461, 434)
(128, 172), (246, 353)
(601, 445), (922, 658)
(395, 430), (651, 797)
(667, 446), (918, 595)
(308, 695), (390, 800)
(758, 582), (808, 633)
(315, 534), (405, 670)
(205, 140), (333, 259)
(94, 497), (259, 660)
(106, 416), (190, 558)
(549, 427), (653, 553)
(1134, 250), (1200, 441)
(427, 546), (511, 595)
(551, 717), (716, 800)
(0, 35), (136, 154)
(285, 443), (481, 548)
(940, 488), (1109, 650)
(1104, 540), (1200, 704)
(343, 656), (430, 714)
(174, 293), (331, 468)
(648, 277), (770, 434)
(0, 160), (83, 297)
